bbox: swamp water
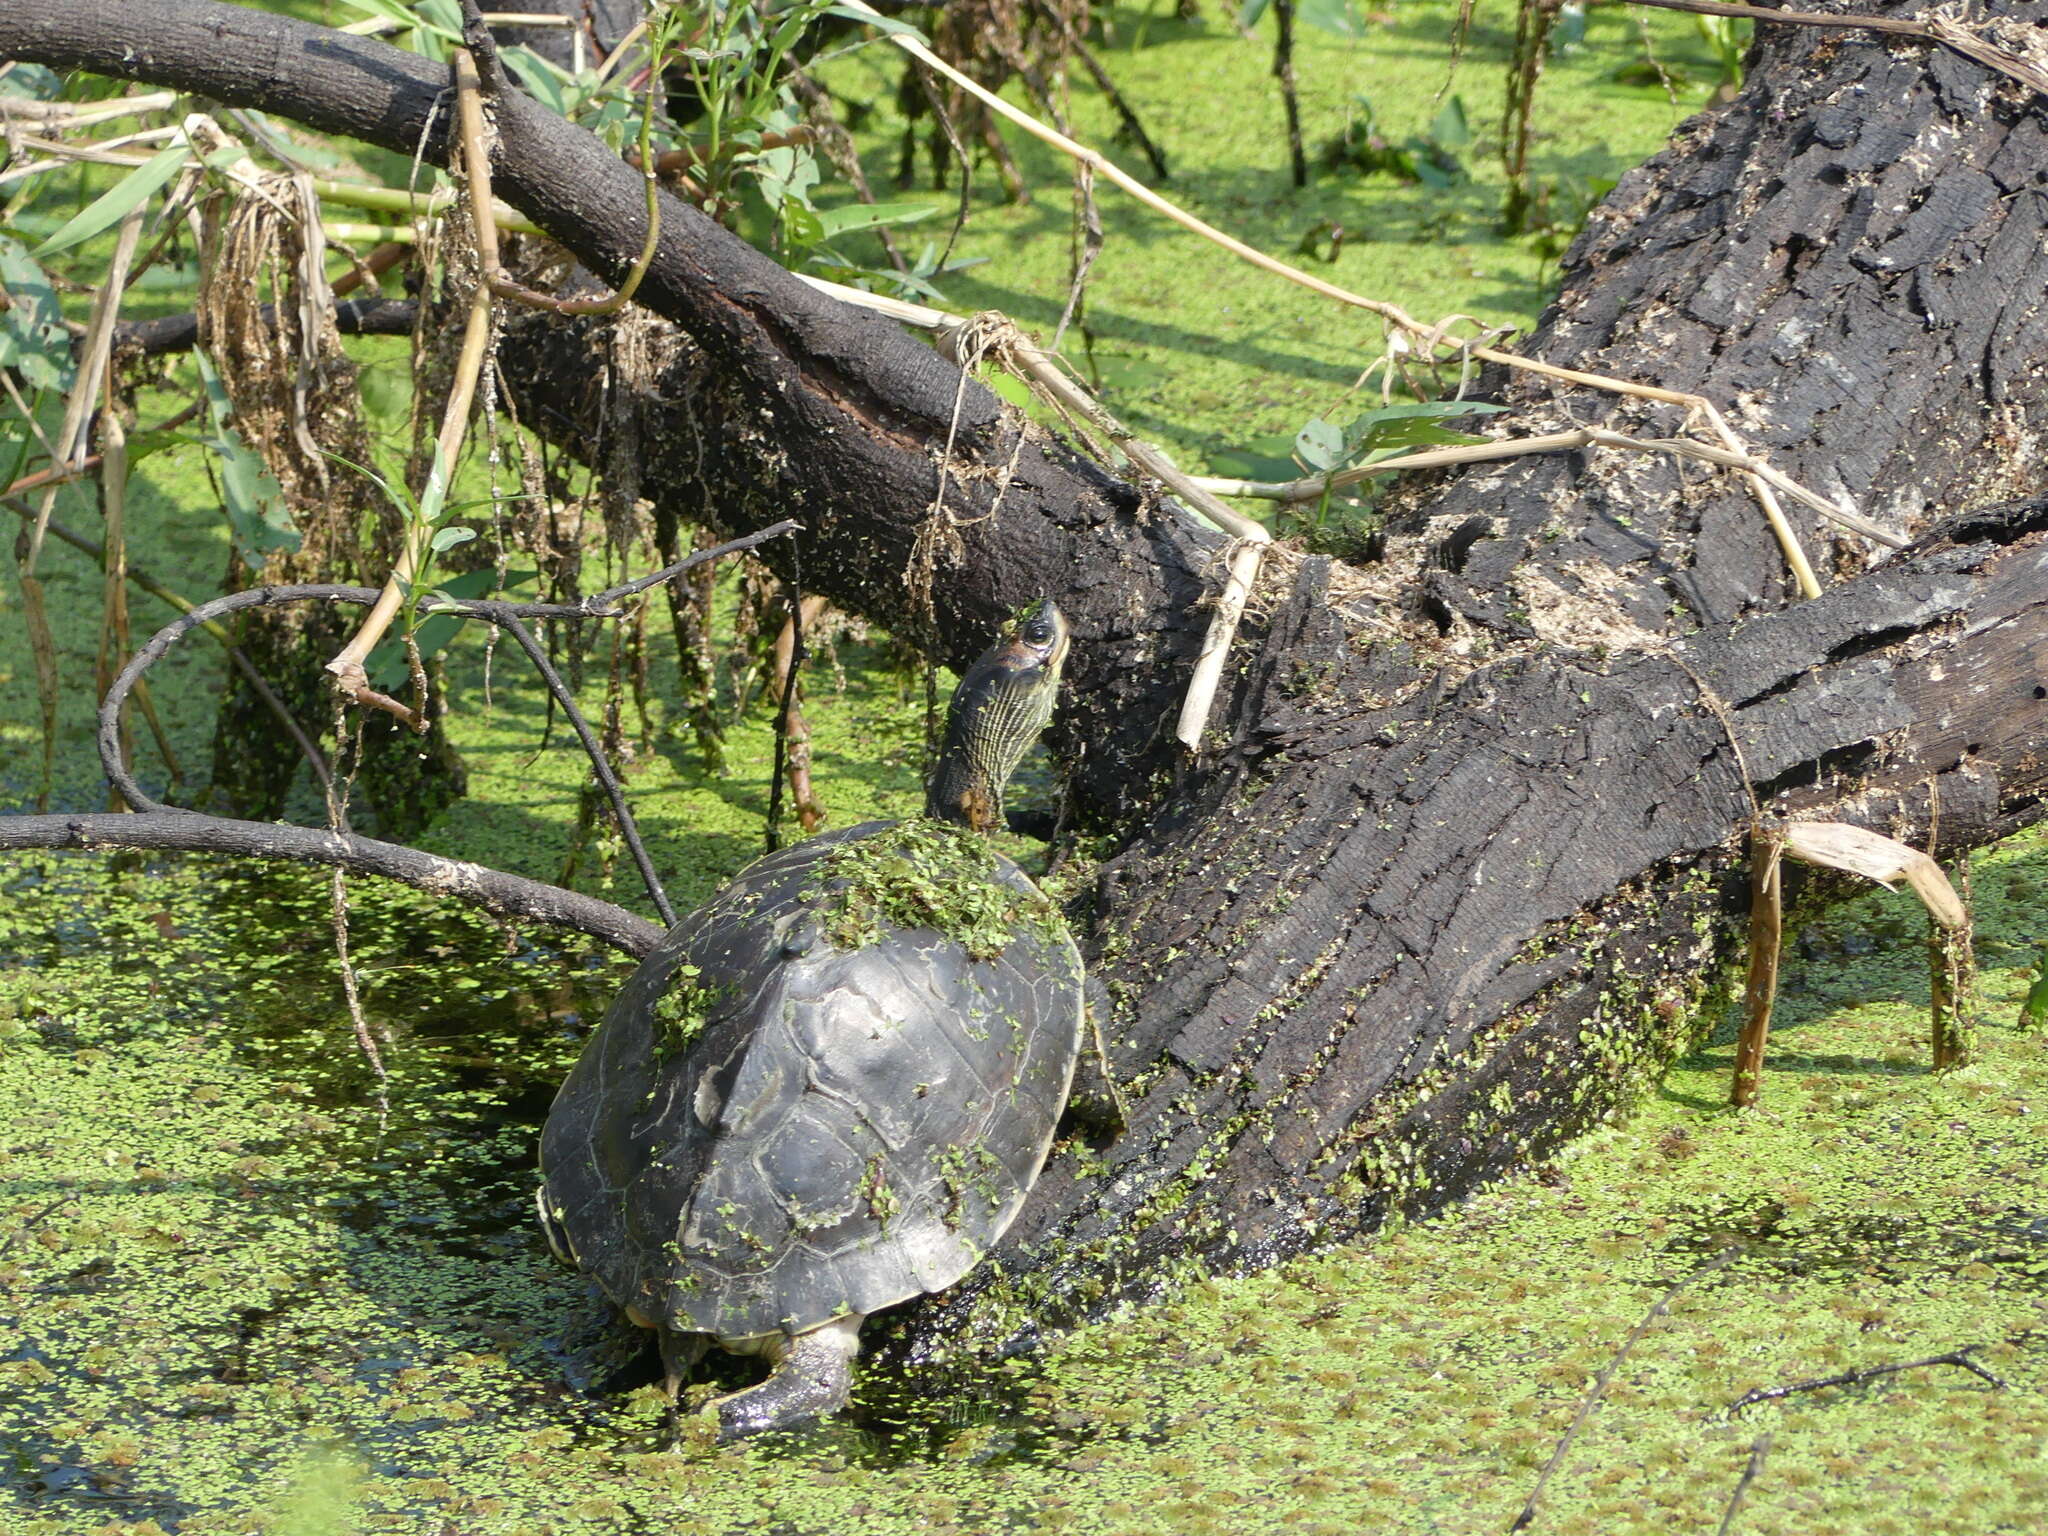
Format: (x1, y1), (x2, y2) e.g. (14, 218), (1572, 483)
(4, 9), (2045, 1530)
(4, 823), (2047, 1535)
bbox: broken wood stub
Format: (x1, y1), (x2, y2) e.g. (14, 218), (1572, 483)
(1732, 826), (1786, 1108)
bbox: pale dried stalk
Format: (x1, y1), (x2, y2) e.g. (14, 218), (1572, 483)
(0, 126), (184, 189)
(324, 49), (496, 705)
(1184, 422), (1901, 550)
(338, 9), (573, 34)
(1781, 822), (1967, 929)
(834, 0), (1842, 592)
(24, 211), (144, 569)
(0, 90), (178, 129)
(6, 131), (540, 233)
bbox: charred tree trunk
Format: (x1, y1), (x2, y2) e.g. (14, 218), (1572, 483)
(8, 0), (2047, 1360)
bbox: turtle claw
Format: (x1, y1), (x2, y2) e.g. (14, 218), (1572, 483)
(707, 1317), (862, 1443)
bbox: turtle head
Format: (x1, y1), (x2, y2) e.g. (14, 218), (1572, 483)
(924, 599), (1070, 833)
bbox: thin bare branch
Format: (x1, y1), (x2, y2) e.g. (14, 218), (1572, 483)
(1730, 1348), (2007, 1413)
(1512, 1249), (1739, 1531)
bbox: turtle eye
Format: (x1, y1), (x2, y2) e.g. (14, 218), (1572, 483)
(1022, 617), (1052, 646)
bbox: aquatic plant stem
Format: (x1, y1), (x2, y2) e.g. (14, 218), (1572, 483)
(1928, 863), (1977, 1069)
(1713, 1433), (1772, 1536)
(484, 605), (678, 927)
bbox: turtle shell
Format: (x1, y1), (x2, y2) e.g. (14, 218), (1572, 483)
(538, 819), (1084, 1342)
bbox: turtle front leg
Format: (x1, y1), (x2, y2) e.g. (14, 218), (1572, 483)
(709, 1314), (864, 1442)
(658, 1329), (710, 1401)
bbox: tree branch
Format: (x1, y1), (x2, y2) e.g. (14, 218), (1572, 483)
(3, 525), (797, 955)
(0, 810), (664, 955)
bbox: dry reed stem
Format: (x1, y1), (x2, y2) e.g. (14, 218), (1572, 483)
(1730, 826), (1784, 1108)
(835, 0), (1844, 593)
(1780, 822), (1966, 929)
(324, 49), (498, 712)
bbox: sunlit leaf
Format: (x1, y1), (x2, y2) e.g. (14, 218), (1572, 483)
(1294, 417), (1347, 471)
(781, 202), (825, 253)
(32, 141), (188, 259)
(501, 46), (569, 116)
(822, 5), (929, 44)
(368, 567), (535, 689)
(1429, 96), (1471, 150)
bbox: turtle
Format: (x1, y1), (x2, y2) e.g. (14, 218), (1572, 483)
(536, 599), (1084, 1440)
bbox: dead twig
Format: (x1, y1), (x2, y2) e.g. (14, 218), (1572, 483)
(1511, 1248), (1738, 1532)
(832, 0), (1850, 597)
(766, 592), (830, 841)
(1730, 1348), (2007, 1413)
(323, 46), (500, 717)
(462, 3), (662, 319)
(1714, 1433), (1772, 1536)
(0, 1195), (73, 1257)
(1731, 826), (1784, 1108)
(1929, 852), (1977, 1069)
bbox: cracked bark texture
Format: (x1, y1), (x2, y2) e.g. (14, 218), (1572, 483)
(6, 0), (2047, 1357)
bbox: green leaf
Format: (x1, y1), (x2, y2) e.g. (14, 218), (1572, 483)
(1296, 0), (1366, 38)
(317, 447), (407, 515)
(429, 524), (476, 554)
(500, 46), (569, 116)
(417, 0), (465, 35)
(1206, 434), (1301, 485)
(0, 64), (62, 101)
(1428, 96), (1472, 150)
(814, 201), (938, 239)
(822, 5), (929, 44)
(192, 349), (298, 566)
(1236, 0), (1274, 28)
(32, 141), (188, 259)
(781, 202), (825, 253)
(417, 443), (452, 529)
(432, 567), (536, 602)
(0, 238), (74, 395)
(1294, 417), (1347, 471)
(367, 567), (534, 689)
(752, 143), (820, 213)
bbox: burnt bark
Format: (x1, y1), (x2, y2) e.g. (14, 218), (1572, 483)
(8, 0), (2048, 1358)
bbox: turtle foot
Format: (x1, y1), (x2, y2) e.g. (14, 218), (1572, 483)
(710, 1316), (862, 1442)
